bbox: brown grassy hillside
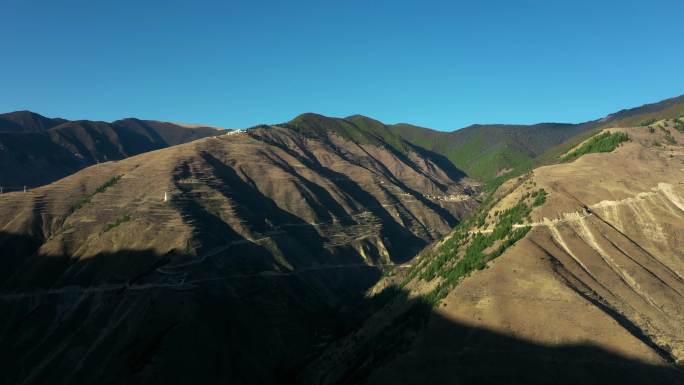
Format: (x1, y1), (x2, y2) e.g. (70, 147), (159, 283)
(0, 123), (477, 385)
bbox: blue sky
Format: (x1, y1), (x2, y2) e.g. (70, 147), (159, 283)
(2, 0), (684, 131)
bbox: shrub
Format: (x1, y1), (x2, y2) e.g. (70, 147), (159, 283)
(95, 175), (121, 193)
(673, 119), (684, 133)
(664, 132), (677, 145)
(531, 189), (547, 207)
(104, 213), (131, 232)
(639, 118), (657, 126)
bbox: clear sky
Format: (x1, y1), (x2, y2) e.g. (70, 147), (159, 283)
(2, 0), (684, 131)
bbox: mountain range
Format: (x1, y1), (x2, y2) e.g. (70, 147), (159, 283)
(4, 94), (684, 190)
(0, 95), (683, 384)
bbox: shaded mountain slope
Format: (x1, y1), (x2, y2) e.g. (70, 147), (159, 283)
(0, 123), (477, 384)
(0, 110), (67, 133)
(301, 122), (684, 384)
(0, 111), (222, 188)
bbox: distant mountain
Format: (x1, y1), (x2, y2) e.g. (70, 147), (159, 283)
(0, 111), (222, 188)
(389, 94), (684, 181)
(391, 122), (588, 181)
(0, 110), (67, 133)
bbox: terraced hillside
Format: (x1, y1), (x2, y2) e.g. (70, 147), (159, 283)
(301, 122), (684, 385)
(0, 122), (477, 385)
(0, 111), (221, 188)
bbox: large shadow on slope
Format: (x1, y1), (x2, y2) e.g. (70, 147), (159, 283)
(248, 133), (435, 262)
(403, 141), (468, 184)
(195, 153), (362, 267)
(298, 288), (683, 385)
(0, 231), (384, 385)
(2, 231), (679, 385)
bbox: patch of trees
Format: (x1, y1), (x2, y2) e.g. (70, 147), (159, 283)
(561, 131), (630, 161)
(412, 189), (547, 306)
(639, 118), (657, 126)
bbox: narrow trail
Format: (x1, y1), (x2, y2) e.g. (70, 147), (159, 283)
(471, 181), (684, 234)
(4, 183), (680, 302)
(0, 262), (413, 301)
(0, 187), (464, 222)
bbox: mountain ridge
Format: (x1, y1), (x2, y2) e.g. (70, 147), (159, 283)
(389, 93), (684, 180)
(0, 110), (67, 133)
(0, 111), (223, 188)
(4, 92), (684, 188)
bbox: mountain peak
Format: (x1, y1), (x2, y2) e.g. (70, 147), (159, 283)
(290, 112), (330, 122)
(0, 110), (66, 133)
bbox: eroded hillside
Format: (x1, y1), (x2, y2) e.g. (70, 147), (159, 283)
(301, 121), (684, 385)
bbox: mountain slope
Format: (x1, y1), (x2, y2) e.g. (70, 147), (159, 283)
(280, 113), (415, 156)
(600, 94), (684, 128)
(0, 111), (222, 188)
(301, 122), (684, 384)
(391, 122), (588, 181)
(5, 94), (683, 189)
(0, 121), (477, 385)
(389, 94), (684, 181)
(0, 110), (67, 133)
